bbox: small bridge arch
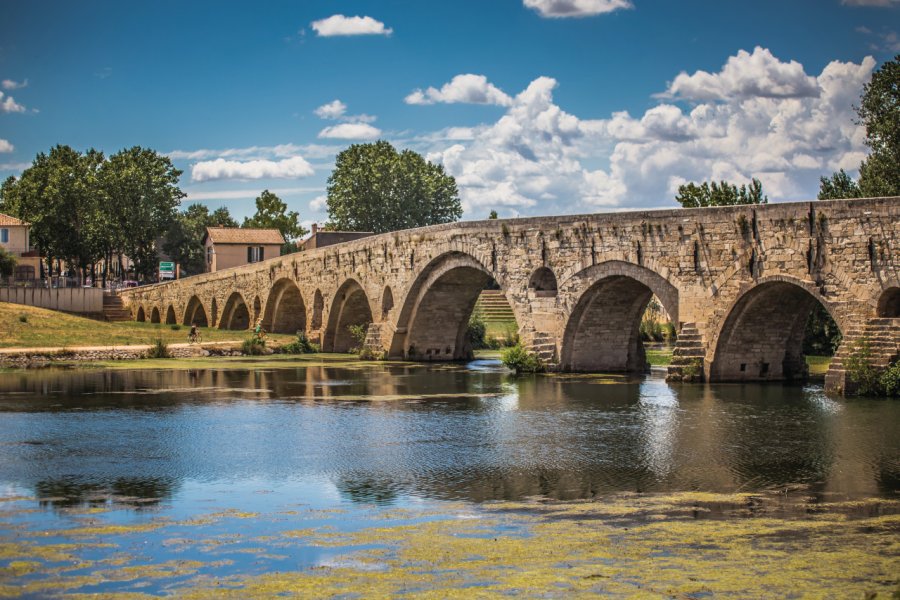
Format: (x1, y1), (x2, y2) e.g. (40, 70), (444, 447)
(263, 279), (306, 334)
(220, 292), (251, 330)
(323, 279), (373, 353)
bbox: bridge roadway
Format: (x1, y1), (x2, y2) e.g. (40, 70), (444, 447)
(119, 197), (900, 394)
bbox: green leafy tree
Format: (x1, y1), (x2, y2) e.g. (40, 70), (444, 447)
(818, 169), (861, 200)
(488, 210), (498, 219)
(675, 178), (767, 208)
(0, 247), (16, 279)
(100, 147), (184, 281)
(242, 190), (306, 253)
(818, 55), (899, 199)
(326, 141), (462, 233)
(164, 204), (238, 276)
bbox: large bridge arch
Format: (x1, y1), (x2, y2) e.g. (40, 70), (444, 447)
(323, 279), (373, 353)
(708, 276), (845, 383)
(165, 305), (177, 325)
(150, 307), (161, 323)
(135, 306), (146, 322)
(263, 278), (306, 334)
(390, 251), (515, 361)
(559, 261), (679, 372)
(219, 292), (251, 330)
(183, 296), (209, 327)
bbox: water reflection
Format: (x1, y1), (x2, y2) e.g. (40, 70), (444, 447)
(0, 361), (897, 507)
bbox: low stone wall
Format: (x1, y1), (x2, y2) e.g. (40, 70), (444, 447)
(0, 287), (105, 313)
(0, 344), (258, 369)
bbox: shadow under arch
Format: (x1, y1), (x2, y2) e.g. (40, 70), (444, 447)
(709, 277), (843, 383)
(263, 278), (306, 334)
(560, 261), (679, 373)
(877, 286), (900, 318)
(183, 296), (209, 327)
(390, 251), (509, 361)
(219, 292), (251, 330)
(165, 305), (177, 325)
(323, 279), (373, 353)
(135, 306), (146, 322)
(150, 307), (160, 323)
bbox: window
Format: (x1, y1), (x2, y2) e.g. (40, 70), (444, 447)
(247, 246), (264, 263)
(0, 229), (8, 244)
(207, 246), (213, 264)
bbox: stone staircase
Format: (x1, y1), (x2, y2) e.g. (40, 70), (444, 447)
(102, 293), (132, 322)
(666, 323), (706, 382)
(530, 332), (558, 369)
(825, 317), (900, 394)
(473, 290), (515, 326)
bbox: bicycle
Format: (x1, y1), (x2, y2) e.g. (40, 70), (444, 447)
(188, 330), (202, 344)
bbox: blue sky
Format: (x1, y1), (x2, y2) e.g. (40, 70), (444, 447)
(1, 0), (898, 226)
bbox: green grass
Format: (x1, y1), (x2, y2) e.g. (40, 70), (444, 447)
(646, 348), (673, 366)
(0, 302), (293, 349)
(806, 355), (831, 376)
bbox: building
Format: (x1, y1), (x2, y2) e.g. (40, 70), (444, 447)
(202, 227), (285, 273)
(301, 223), (374, 251)
(0, 213), (42, 281)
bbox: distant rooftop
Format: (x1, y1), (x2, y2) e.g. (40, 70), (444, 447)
(0, 213), (29, 227)
(203, 227), (285, 245)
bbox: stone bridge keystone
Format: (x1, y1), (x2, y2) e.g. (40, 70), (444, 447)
(119, 197), (900, 394)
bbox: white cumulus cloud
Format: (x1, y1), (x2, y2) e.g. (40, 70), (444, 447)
(405, 74), (513, 106)
(311, 15), (392, 37)
(318, 123), (382, 140)
(0, 92), (26, 113)
(663, 47), (820, 101)
(1, 79), (27, 90)
(523, 0), (633, 17)
(0, 139), (13, 153)
(191, 156), (315, 182)
(423, 48), (874, 214)
(315, 100), (347, 120)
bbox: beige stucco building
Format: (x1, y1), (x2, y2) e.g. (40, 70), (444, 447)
(202, 227), (285, 273)
(0, 213), (41, 280)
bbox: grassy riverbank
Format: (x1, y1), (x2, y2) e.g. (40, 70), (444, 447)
(0, 302), (293, 348)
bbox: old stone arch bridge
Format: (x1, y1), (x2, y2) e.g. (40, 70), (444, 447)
(119, 197), (900, 394)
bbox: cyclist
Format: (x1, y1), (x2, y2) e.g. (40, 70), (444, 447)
(189, 322), (201, 344)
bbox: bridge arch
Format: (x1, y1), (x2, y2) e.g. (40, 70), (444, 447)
(135, 306), (146, 322)
(150, 307), (161, 323)
(263, 279), (306, 334)
(708, 276), (843, 382)
(529, 267), (558, 297)
(311, 290), (324, 330)
(165, 305), (177, 325)
(877, 287), (900, 318)
(183, 296), (209, 327)
(391, 251), (509, 361)
(323, 279), (373, 353)
(381, 286), (394, 317)
(220, 292), (251, 330)
(560, 261), (679, 372)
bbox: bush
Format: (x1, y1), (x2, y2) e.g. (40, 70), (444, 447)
(844, 338), (882, 396)
(347, 323), (369, 354)
(146, 337), (171, 359)
(17, 314), (27, 323)
(281, 331), (318, 354)
(500, 343), (543, 374)
(170, 324), (181, 331)
(663, 322), (677, 342)
(466, 313), (487, 349)
(502, 323), (520, 347)
(241, 336), (267, 356)
(640, 319), (664, 342)
(358, 347), (384, 361)
(878, 360), (900, 397)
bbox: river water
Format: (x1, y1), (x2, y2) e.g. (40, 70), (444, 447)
(0, 359), (898, 596)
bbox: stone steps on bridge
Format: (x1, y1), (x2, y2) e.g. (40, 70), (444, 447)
(102, 294), (132, 322)
(474, 291), (515, 323)
(666, 323), (705, 382)
(530, 332), (558, 368)
(825, 317), (900, 394)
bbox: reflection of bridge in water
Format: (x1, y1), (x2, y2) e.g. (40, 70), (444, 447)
(120, 198), (900, 393)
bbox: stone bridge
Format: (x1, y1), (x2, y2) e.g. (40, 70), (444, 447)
(119, 197), (900, 393)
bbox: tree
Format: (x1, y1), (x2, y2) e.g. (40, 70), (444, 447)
(488, 210), (498, 219)
(242, 190), (306, 253)
(818, 55), (899, 199)
(0, 247), (16, 279)
(100, 147), (184, 280)
(164, 204), (238, 276)
(857, 55), (900, 197)
(818, 169), (861, 200)
(326, 141), (462, 233)
(675, 178), (767, 208)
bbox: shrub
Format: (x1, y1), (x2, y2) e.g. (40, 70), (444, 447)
(170, 324), (181, 331)
(241, 336), (267, 356)
(844, 338), (882, 396)
(146, 337), (171, 359)
(347, 324), (369, 354)
(484, 334), (502, 350)
(878, 360), (900, 397)
(500, 343), (543, 374)
(663, 322), (677, 342)
(358, 347), (381, 361)
(502, 323), (520, 347)
(17, 314), (27, 323)
(466, 313), (487, 349)
(281, 331), (318, 354)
